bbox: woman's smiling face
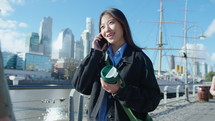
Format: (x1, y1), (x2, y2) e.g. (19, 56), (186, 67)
(100, 14), (125, 45)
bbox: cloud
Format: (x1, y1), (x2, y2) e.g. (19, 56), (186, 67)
(0, 19), (28, 52)
(179, 44), (209, 63)
(0, 19), (28, 53)
(187, 43), (209, 59)
(0, 29), (26, 53)
(0, 0), (14, 16)
(0, 18), (17, 29)
(0, 0), (27, 53)
(19, 22), (28, 28)
(205, 19), (215, 38)
(0, 0), (25, 16)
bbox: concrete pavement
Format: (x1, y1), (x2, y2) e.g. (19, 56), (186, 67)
(150, 96), (215, 121)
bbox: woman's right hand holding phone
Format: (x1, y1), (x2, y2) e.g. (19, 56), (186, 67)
(92, 34), (107, 51)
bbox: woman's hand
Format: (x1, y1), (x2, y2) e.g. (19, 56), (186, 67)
(100, 78), (120, 94)
(210, 76), (215, 96)
(92, 33), (107, 51)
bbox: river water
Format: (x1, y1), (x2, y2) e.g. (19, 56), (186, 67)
(10, 89), (74, 121)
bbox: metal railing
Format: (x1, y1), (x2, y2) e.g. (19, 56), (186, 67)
(12, 83), (211, 121)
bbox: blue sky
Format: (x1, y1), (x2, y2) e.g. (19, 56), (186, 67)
(0, 0), (215, 71)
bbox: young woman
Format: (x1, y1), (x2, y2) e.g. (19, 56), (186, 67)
(72, 8), (161, 121)
(210, 76), (215, 96)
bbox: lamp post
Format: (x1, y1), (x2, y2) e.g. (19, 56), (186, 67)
(183, 25), (206, 101)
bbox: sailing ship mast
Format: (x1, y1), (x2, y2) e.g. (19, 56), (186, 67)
(141, 0), (181, 77)
(158, 0), (164, 77)
(183, 0), (189, 101)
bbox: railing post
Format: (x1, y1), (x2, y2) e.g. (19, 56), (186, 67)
(77, 94), (84, 121)
(69, 89), (75, 121)
(164, 86), (168, 106)
(176, 85), (180, 103)
(193, 85), (197, 97)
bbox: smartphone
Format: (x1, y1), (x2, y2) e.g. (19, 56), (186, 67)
(96, 36), (108, 49)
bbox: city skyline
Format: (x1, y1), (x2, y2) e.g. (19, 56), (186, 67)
(0, 0), (215, 71)
(26, 16), (94, 61)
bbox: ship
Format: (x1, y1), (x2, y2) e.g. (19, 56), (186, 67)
(141, 0), (206, 96)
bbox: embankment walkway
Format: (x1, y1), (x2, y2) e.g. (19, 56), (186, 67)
(150, 96), (215, 121)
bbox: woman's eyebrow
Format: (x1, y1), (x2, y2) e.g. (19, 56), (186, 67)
(101, 18), (115, 25)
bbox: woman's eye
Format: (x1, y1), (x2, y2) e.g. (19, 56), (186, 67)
(100, 25), (105, 29)
(109, 21), (114, 25)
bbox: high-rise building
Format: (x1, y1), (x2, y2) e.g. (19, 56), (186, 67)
(74, 40), (83, 60)
(25, 32), (40, 53)
(39, 17), (52, 56)
(170, 55), (175, 71)
(81, 30), (91, 58)
(202, 62), (208, 79)
(193, 61), (200, 77)
(208, 65), (213, 73)
(58, 28), (74, 60)
(86, 17), (95, 38)
(81, 17), (94, 58)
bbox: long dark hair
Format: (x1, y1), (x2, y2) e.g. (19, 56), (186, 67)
(99, 8), (141, 50)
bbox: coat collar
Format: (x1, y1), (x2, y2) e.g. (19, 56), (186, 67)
(117, 45), (134, 69)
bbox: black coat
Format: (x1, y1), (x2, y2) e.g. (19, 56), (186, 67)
(72, 45), (161, 121)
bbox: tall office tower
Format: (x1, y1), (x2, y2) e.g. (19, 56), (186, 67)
(58, 28), (74, 60)
(74, 40), (83, 60)
(81, 30), (90, 58)
(86, 17), (95, 39)
(170, 55), (175, 71)
(202, 62), (208, 79)
(81, 17), (95, 58)
(193, 61), (200, 76)
(208, 65), (213, 73)
(39, 16), (52, 56)
(25, 32), (40, 53)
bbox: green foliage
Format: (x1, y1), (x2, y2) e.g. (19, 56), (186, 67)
(205, 72), (215, 82)
(64, 59), (78, 80)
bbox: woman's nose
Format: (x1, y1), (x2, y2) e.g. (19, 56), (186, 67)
(104, 25), (111, 32)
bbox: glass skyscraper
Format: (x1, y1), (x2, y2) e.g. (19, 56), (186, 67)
(81, 17), (94, 58)
(58, 28), (74, 60)
(39, 16), (53, 56)
(81, 30), (91, 58)
(86, 17), (94, 38)
(25, 32), (40, 53)
(74, 40), (83, 60)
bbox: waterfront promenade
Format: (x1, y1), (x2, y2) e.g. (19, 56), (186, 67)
(69, 89), (215, 121)
(151, 95), (215, 121)
(10, 87), (215, 121)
